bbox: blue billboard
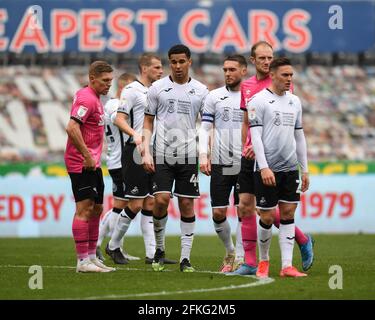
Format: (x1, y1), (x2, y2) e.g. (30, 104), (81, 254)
(0, 0), (374, 54)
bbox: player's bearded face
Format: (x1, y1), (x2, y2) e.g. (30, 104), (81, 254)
(169, 54), (191, 81)
(223, 61), (244, 89)
(92, 72), (113, 95)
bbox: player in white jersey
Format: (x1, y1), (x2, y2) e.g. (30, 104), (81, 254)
(142, 44), (209, 272)
(249, 57), (310, 278)
(199, 55), (248, 272)
(96, 73), (138, 262)
(105, 53), (177, 266)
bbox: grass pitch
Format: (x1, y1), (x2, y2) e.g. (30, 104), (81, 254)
(0, 234), (374, 300)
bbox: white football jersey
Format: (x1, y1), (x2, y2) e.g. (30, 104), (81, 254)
(104, 98), (128, 170)
(117, 80), (148, 145)
(201, 86), (243, 165)
(248, 88), (303, 172)
(146, 76), (209, 158)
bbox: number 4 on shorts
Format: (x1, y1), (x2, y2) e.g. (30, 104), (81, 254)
(190, 174), (198, 187)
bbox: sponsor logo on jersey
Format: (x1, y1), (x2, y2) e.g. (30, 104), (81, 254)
(220, 96), (229, 101)
(164, 87), (173, 92)
(188, 88), (195, 95)
(269, 100), (275, 104)
(259, 197), (266, 205)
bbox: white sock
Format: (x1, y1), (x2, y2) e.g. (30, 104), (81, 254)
(180, 216), (195, 262)
(153, 214), (168, 251)
(258, 220), (272, 261)
(97, 210), (111, 247)
(141, 210), (156, 258)
(213, 217), (235, 255)
(279, 219), (295, 269)
(235, 218), (244, 260)
(109, 208), (134, 250)
(109, 209), (121, 236)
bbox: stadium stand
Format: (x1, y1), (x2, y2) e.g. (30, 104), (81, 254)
(0, 53), (375, 162)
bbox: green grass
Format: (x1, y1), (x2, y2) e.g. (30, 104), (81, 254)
(0, 235), (374, 300)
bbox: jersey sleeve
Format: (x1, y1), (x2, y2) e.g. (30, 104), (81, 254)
(201, 92), (215, 123)
(295, 97), (303, 130)
(109, 103), (119, 124)
(248, 96), (264, 128)
(240, 83), (247, 112)
(145, 84), (158, 116)
(70, 92), (93, 124)
(118, 87), (135, 115)
(105, 100), (119, 124)
(199, 87), (210, 116)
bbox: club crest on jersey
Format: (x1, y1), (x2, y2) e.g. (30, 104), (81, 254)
(221, 107), (230, 121)
(188, 88), (195, 95)
(77, 105), (88, 118)
(273, 111), (281, 126)
(167, 99), (176, 113)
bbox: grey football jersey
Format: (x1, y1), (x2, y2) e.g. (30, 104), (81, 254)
(146, 76), (209, 158)
(248, 89), (303, 172)
(118, 80), (148, 145)
(202, 86), (243, 165)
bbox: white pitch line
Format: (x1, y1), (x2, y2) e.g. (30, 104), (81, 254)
(0, 264), (275, 300)
(68, 278), (275, 300)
